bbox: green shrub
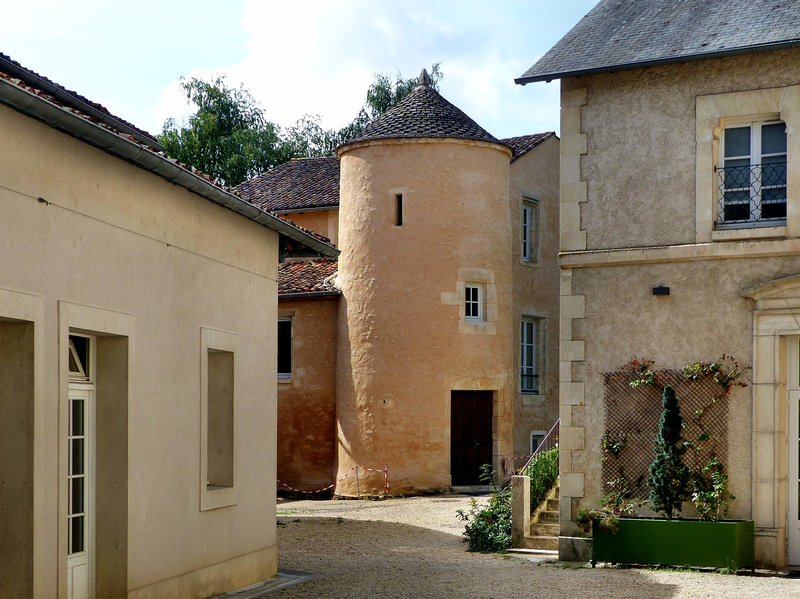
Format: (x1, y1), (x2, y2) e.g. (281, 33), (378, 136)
(457, 449), (560, 554)
(457, 465), (512, 552)
(526, 447), (559, 511)
(648, 385), (691, 519)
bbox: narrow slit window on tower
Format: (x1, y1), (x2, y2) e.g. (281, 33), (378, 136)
(395, 193), (403, 226)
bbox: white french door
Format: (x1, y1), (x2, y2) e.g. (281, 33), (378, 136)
(788, 337), (800, 564)
(67, 335), (95, 599)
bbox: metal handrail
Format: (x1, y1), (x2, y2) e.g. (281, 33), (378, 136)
(504, 418), (559, 479)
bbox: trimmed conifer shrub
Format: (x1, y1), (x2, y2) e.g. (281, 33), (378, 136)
(648, 384), (690, 519)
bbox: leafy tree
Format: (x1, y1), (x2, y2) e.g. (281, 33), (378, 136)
(158, 77), (288, 186)
(648, 385), (691, 519)
(284, 64), (443, 157)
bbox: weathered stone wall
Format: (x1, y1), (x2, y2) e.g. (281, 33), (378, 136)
(277, 296), (339, 490)
(336, 139), (514, 495)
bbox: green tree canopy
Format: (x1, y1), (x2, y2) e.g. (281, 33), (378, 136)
(284, 63), (443, 158)
(159, 65), (443, 181)
(158, 77), (288, 186)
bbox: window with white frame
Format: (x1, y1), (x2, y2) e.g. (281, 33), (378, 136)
(522, 199), (540, 263)
(277, 318), (292, 380)
(521, 317), (544, 394)
(465, 283), (484, 322)
(717, 120), (787, 227)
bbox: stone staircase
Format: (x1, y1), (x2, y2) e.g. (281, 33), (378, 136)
(511, 477), (559, 553)
(524, 485), (559, 551)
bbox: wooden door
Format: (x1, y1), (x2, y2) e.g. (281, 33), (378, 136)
(451, 391), (493, 485)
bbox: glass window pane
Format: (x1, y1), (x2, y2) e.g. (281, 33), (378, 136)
(71, 477), (84, 515)
(71, 438), (84, 475)
(71, 399), (84, 436)
(762, 122), (787, 155)
(277, 320), (292, 376)
(724, 127), (750, 158)
(723, 160), (750, 188)
(70, 516), (85, 554)
(762, 159), (787, 186)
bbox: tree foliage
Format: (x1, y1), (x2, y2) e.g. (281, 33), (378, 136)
(647, 385), (691, 519)
(158, 65), (444, 181)
(158, 77), (288, 186)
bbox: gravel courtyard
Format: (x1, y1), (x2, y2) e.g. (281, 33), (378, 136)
(275, 494), (800, 599)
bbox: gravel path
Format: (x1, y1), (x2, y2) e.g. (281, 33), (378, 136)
(276, 494), (800, 598)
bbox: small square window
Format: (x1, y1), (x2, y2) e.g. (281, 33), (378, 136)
(465, 284), (484, 322)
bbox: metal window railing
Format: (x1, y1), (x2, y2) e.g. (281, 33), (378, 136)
(716, 162), (786, 226)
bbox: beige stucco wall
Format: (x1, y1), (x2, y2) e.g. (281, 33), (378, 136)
(577, 48), (800, 251)
(277, 296), (339, 490)
(557, 47), (800, 567)
(282, 208), (339, 246)
(0, 103), (278, 597)
(336, 139), (514, 495)
(509, 136), (561, 459)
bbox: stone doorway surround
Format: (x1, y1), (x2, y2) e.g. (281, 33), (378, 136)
(741, 274), (800, 568)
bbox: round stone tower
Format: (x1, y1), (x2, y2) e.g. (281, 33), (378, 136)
(335, 70), (514, 495)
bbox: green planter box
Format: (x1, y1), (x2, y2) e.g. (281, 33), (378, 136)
(592, 518), (754, 570)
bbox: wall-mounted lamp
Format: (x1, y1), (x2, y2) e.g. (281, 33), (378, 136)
(652, 285), (670, 296)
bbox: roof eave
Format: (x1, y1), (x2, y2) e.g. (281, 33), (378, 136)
(278, 290), (341, 300)
(0, 76), (338, 258)
(515, 39), (800, 85)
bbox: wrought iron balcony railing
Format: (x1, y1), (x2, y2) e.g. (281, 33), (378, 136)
(716, 161), (786, 226)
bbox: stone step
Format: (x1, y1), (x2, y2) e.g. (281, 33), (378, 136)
(536, 510), (559, 524)
(523, 535), (559, 551)
(530, 522), (559, 537)
(546, 498), (559, 511)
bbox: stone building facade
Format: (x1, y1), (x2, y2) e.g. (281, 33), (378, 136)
(518, 0), (800, 568)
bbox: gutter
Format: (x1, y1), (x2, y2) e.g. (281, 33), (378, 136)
(515, 39), (800, 84)
(0, 76), (339, 258)
(0, 54), (164, 152)
(278, 290), (341, 300)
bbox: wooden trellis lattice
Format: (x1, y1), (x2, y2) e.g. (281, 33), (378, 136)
(602, 361), (738, 500)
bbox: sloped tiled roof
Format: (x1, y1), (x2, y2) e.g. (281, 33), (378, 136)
(0, 52), (338, 257)
(341, 76), (502, 148)
(0, 53), (161, 149)
(234, 157), (340, 212)
(501, 132), (556, 163)
(517, 0), (800, 83)
(278, 258), (339, 295)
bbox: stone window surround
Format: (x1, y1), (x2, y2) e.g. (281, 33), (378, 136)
(740, 274), (800, 568)
(521, 194), (541, 266)
(696, 85), (800, 244)
(200, 326), (238, 511)
(520, 313), (547, 399)
(441, 268), (498, 335)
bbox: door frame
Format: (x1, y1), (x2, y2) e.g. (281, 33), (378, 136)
(450, 390), (494, 486)
(67, 334), (96, 599)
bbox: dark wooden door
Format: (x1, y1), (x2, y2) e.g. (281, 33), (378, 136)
(450, 391), (493, 485)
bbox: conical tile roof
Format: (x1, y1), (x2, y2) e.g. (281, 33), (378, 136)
(340, 70), (502, 148)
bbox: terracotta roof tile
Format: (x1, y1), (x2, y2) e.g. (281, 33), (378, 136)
(0, 52), (160, 148)
(235, 157), (340, 212)
(501, 132), (556, 163)
(341, 81), (502, 148)
(278, 258), (339, 295)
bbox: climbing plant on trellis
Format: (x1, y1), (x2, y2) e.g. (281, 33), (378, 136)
(601, 357), (746, 500)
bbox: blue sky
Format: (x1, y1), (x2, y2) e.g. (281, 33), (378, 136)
(4, 1), (599, 140)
